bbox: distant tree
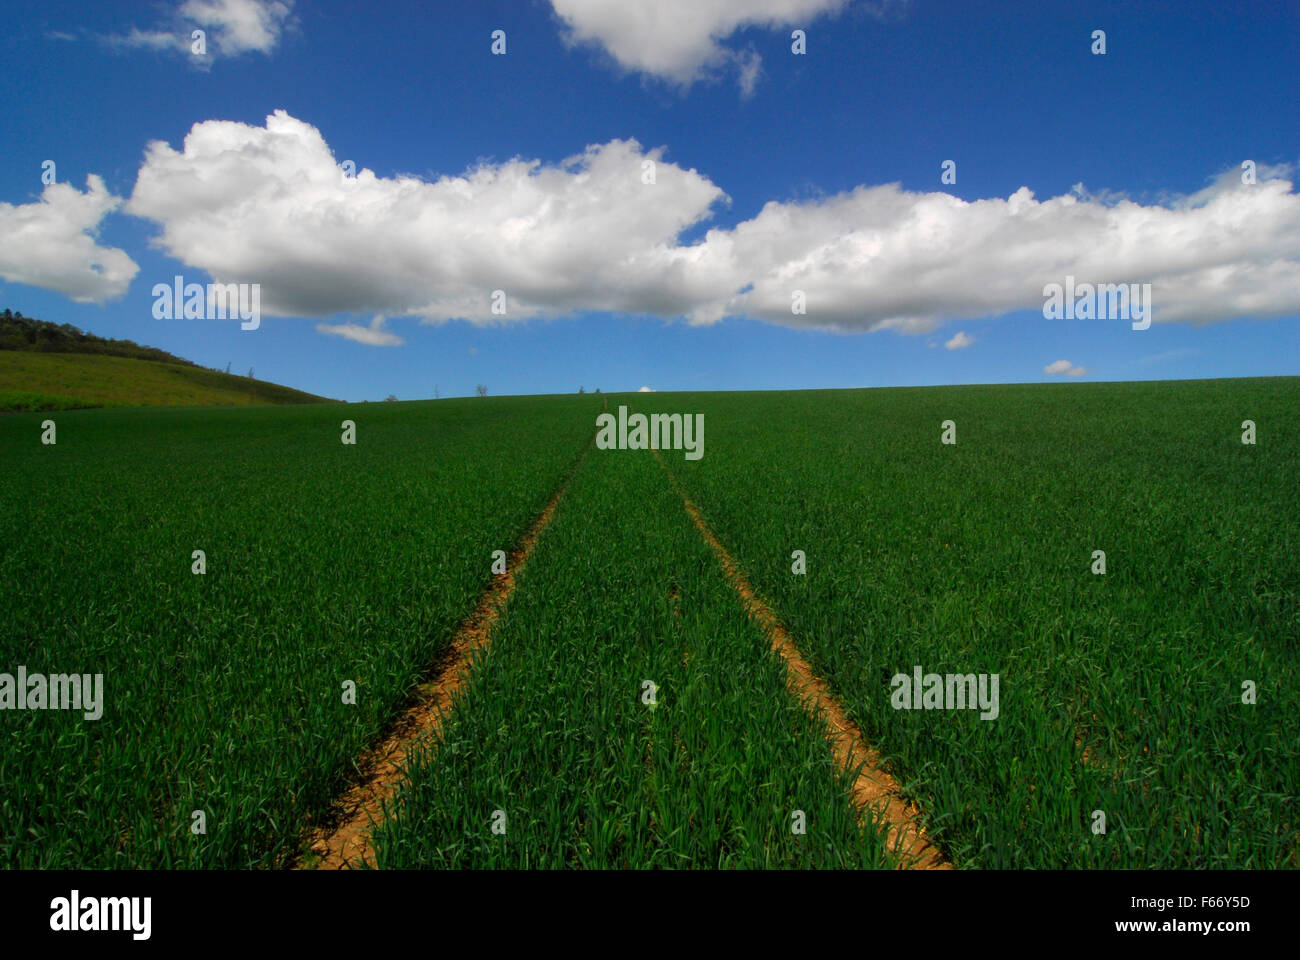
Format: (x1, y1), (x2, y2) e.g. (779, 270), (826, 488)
(248, 367), (254, 379)
(225, 362), (231, 374)
(385, 394), (398, 402)
(594, 387), (600, 393)
(476, 384), (488, 397)
(578, 386), (585, 394)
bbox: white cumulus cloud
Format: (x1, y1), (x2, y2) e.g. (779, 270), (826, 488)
(684, 170), (1300, 332)
(123, 112), (1300, 337)
(548, 0), (854, 91)
(944, 330), (973, 349)
(0, 176), (138, 302)
(126, 111), (729, 325)
(638, 385), (655, 392)
(1044, 359), (1087, 377)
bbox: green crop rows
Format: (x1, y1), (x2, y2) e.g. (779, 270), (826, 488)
(371, 440), (895, 868)
(2, 378), (1296, 869)
(642, 378), (1300, 868)
(1, 396), (595, 867)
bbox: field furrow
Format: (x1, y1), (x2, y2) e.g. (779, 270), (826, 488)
(0, 397), (598, 868)
(302, 425), (596, 869)
(370, 436), (900, 868)
(637, 379), (1300, 868)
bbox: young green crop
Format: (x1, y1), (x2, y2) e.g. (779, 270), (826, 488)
(0, 395), (597, 867)
(642, 378), (1300, 868)
(372, 435), (898, 868)
(5, 378), (1294, 870)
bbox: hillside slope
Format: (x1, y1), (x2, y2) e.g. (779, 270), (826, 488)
(0, 352), (330, 411)
(0, 310), (330, 411)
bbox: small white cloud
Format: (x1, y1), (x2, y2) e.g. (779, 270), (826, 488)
(111, 29), (186, 53)
(638, 385), (655, 392)
(734, 49), (762, 98)
(180, 0), (293, 54)
(0, 175), (138, 302)
(1044, 359), (1087, 377)
(315, 315), (403, 347)
(107, 0), (294, 60)
(549, 0), (857, 92)
(944, 330), (974, 350)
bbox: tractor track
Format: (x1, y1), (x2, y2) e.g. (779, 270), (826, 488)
(654, 449), (950, 870)
(293, 411), (600, 870)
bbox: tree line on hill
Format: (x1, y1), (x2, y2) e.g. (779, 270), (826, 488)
(0, 309), (212, 370)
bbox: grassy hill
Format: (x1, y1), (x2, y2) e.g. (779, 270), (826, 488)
(0, 310), (330, 411)
(0, 352), (331, 411)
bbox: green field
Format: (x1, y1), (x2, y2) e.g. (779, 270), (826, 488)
(645, 379), (1300, 868)
(371, 438), (896, 868)
(1, 396), (595, 867)
(2, 378), (1296, 869)
(0, 352), (328, 411)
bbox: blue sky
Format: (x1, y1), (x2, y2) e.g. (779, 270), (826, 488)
(1, 0), (1297, 400)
